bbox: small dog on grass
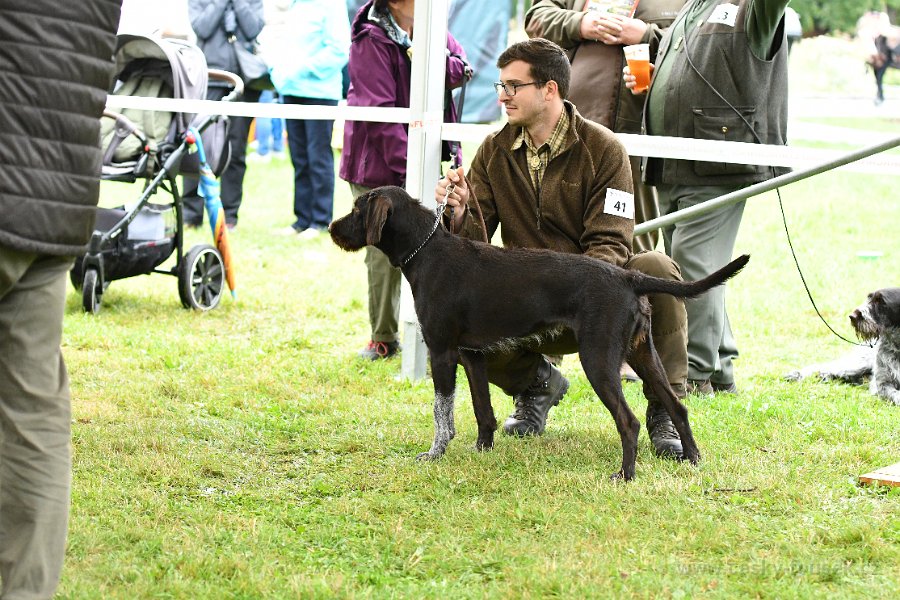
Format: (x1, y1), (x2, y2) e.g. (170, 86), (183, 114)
(786, 288), (900, 406)
(330, 186), (750, 481)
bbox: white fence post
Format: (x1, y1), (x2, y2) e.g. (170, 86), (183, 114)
(400, 0), (450, 381)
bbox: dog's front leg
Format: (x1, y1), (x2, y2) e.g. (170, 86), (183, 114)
(417, 348), (459, 461)
(871, 376), (900, 406)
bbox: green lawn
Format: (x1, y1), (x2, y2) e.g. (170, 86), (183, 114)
(54, 36), (900, 598)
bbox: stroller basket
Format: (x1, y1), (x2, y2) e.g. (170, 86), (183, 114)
(72, 204), (176, 284)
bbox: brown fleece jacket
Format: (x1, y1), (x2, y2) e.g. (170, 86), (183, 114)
(458, 102), (634, 268)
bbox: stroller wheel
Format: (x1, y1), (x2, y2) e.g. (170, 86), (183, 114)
(82, 268), (102, 314)
(179, 244), (225, 311)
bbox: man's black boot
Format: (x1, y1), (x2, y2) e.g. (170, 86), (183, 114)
(645, 400), (684, 460)
(503, 360), (569, 436)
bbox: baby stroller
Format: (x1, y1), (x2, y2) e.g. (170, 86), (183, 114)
(71, 34), (242, 314)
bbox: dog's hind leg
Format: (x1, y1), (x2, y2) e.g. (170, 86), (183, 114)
(578, 345), (641, 481)
(629, 336), (701, 465)
(459, 349), (497, 451)
(417, 348), (459, 461)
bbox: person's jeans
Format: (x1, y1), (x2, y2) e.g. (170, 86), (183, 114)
(255, 90), (284, 156)
(284, 96), (338, 231)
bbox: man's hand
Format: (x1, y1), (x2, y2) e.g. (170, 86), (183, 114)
(596, 14), (648, 46)
(623, 63), (654, 95)
(581, 12), (648, 46)
(435, 166), (468, 231)
(579, 10), (605, 41)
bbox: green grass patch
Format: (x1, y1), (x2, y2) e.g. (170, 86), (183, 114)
(56, 61), (900, 599)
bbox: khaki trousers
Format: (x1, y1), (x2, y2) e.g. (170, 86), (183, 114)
(349, 183), (401, 343)
(0, 247), (73, 600)
(484, 251), (688, 398)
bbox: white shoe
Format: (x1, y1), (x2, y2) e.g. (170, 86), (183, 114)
(297, 228), (322, 241)
(247, 152), (271, 163)
(275, 225), (301, 236)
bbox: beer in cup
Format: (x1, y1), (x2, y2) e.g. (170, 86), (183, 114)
(623, 43), (651, 93)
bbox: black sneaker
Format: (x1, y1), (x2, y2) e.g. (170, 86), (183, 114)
(686, 378), (714, 396)
(646, 402), (684, 460)
(687, 378), (737, 395)
(357, 340), (400, 361)
(711, 380), (738, 394)
(503, 361), (569, 436)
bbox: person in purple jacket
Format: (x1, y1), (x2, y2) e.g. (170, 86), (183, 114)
(340, 0), (469, 360)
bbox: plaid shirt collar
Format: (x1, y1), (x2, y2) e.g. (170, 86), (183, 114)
(511, 106), (570, 191)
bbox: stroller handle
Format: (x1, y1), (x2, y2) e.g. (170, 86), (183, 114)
(208, 69), (244, 102)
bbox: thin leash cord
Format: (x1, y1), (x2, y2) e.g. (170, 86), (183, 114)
(776, 188), (868, 346)
(446, 64), (489, 243)
(680, 12), (867, 347)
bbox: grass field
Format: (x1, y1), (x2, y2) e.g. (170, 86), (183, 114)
(54, 39), (900, 599)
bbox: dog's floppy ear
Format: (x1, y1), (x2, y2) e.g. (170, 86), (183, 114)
(365, 193), (391, 246)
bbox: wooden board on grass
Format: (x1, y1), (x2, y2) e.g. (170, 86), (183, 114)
(858, 462), (900, 487)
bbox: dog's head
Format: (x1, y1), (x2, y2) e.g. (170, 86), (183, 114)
(329, 186), (436, 266)
(850, 287), (900, 341)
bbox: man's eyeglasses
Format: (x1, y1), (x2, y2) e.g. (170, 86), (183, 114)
(493, 81), (545, 97)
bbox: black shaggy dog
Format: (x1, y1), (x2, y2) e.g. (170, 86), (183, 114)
(330, 186), (749, 481)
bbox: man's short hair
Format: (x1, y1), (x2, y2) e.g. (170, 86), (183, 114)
(497, 38), (571, 100)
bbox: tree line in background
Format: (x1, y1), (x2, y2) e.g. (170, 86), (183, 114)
(792, 0), (899, 34)
(509, 0), (899, 35)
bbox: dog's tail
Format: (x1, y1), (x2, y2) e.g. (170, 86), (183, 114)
(632, 254), (750, 299)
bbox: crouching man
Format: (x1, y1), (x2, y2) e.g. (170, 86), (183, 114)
(435, 38), (690, 458)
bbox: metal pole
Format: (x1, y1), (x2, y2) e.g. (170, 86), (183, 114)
(634, 135), (900, 236)
(400, 0), (451, 380)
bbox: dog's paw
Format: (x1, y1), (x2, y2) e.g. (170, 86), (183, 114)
(684, 449), (702, 465)
(416, 449), (445, 461)
(783, 370), (802, 382)
(473, 438), (494, 452)
(609, 470), (634, 482)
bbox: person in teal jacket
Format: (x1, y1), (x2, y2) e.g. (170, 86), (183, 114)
(270, 0), (351, 237)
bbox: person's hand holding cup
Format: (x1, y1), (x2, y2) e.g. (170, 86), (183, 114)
(623, 43), (651, 94)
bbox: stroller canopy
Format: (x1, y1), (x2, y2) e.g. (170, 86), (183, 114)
(113, 34), (208, 134)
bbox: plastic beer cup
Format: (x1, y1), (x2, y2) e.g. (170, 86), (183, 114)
(623, 43), (651, 93)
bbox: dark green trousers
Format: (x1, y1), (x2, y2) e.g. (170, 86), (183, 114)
(657, 183), (744, 386)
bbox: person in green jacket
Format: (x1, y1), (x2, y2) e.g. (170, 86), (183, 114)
(627, 0), (790, 395)
(436, 38), (690, 461)
(525, 0), (688, 253)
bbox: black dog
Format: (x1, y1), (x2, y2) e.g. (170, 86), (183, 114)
(786, 288), (900, 406)
(330, 186), (749, 481)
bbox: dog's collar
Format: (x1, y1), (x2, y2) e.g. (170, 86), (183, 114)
(401, 200), (447, 266)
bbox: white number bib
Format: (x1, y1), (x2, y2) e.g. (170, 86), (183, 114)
(708, 3), (739, 27)
(604, 188), (635, 219)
